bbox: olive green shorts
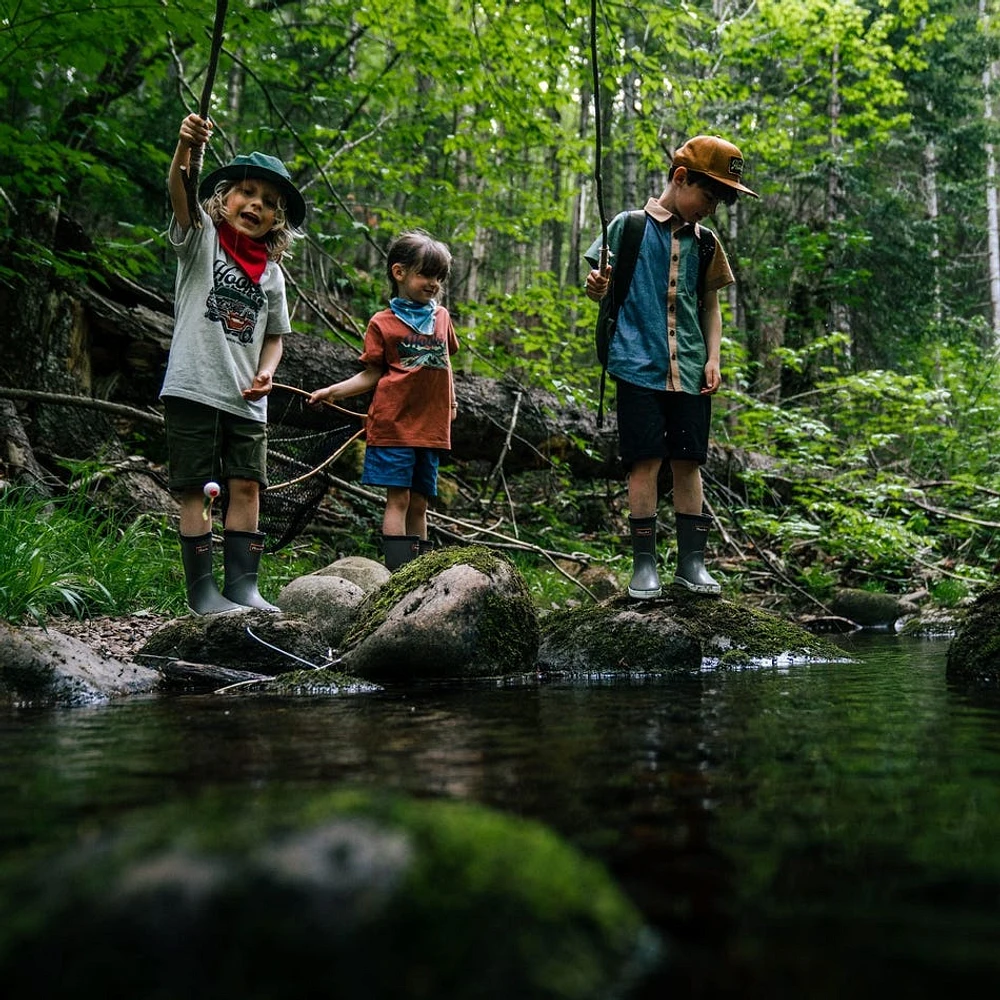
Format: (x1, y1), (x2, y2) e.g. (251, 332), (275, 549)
(162, 396), (268, 492)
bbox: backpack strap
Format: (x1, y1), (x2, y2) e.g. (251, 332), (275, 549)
(695, 225), (716, 312)
(596, 209), (646, 426)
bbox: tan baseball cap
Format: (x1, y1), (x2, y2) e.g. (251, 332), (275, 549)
(673, 135), (759, 198)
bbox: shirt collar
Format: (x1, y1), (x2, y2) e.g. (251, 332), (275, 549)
(642, 196), (702, 238)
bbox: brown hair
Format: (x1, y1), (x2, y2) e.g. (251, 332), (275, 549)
(386, 230), (452, 296)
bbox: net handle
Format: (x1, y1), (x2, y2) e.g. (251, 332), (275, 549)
(271, 382), (369, 421)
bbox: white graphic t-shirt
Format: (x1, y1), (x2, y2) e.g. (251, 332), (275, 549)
(159, 205), (291, 422)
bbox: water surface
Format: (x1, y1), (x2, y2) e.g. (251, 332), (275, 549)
(2, 633), (999, 997)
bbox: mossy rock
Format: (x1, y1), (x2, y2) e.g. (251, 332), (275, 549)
(0, 788), (659, 999)
(539, 590), (847, 673)
(946, 583), (1000, 685)
(341, 545), (540, 680)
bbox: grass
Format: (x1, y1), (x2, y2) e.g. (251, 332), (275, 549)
(0, 483), (615, 628)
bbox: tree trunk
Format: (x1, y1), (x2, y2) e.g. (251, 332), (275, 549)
(981, 0), (1000, 344)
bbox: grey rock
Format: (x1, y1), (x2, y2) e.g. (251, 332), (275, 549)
(0, 621), (160, 707)
(341, 546), (539, 680)
(314, 555), (390, 592)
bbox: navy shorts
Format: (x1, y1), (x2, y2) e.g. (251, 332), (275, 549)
(163, 396), (268, 491)
(614, 379), (711, 468)
(362, 445), (440, 496)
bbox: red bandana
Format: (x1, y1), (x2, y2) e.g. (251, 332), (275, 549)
(217, 221), (270, 284)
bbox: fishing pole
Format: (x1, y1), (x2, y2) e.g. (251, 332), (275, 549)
(184, 0), (230, 230)
(590, 0), (609, 272)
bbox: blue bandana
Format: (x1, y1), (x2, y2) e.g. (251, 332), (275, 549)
(390, 297), (437, 336)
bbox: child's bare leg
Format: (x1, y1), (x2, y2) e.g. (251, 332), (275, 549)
(179, 491), (208, 536)
(383, 487), (411, 536)
(627, 458), (661, 518)
(224, 478), (261, 532)
(406, 492), (429, 539)
(669, 460), (704, 515)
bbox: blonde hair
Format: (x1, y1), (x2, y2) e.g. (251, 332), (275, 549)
(202, 179), (301, 262)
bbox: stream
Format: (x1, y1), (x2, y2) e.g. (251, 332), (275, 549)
(2, 632), (999, 997)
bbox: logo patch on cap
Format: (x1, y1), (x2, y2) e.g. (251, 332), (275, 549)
(729, 156), (744, 177)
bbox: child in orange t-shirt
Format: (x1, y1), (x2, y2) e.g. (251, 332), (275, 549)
(309, 230), (458, 568)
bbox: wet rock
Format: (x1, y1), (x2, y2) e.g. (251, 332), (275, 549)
(946, 583), (1000, 685)
(0, 621), (160, 707)
(340, 545), (540, 680)
(538, 590), (847, 674)
(0, 789), (659, 1000)
(829, 588), (910, 628)
(138, 609), (342, 677)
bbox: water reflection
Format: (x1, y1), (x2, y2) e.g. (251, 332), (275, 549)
(2, 635), (1000, 996)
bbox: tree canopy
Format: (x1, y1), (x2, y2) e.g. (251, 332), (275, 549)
(3, 0), (1000, 605)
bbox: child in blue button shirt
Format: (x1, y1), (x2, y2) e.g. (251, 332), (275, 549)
(585, 135), (758, 599)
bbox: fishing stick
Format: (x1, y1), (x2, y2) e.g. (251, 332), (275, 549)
(590, 0), (609, 272)
(184, 0), (229, 229)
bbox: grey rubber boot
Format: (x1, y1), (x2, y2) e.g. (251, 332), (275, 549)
(383, 534), (421, 570)
(222, 530), (280, 611)
(627, 515), (662, 599)
(673, 513), (721, 595)
(179, 532), (242, 615)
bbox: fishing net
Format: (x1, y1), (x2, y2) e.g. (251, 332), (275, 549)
(257, 383), (366, 552)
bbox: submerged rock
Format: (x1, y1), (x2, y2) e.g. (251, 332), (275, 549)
(0, 788), (659, 999)
(340, 545), (540, 680)
(538, 590), (847, 674)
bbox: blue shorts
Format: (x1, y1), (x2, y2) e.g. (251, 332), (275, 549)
(362, 446), (440, 496)
(614, 379), (711, 468)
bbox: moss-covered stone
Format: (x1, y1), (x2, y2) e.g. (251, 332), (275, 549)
(946, 583), (1000, 685)
(341, 545), (540, 679)
(0, 788), (659, 999)
(539, 590), (846, 674)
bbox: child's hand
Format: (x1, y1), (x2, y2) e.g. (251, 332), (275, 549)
(585, 266), (612, 301)
(243, 371), (273, 401)
(307, 386), (337, 406)
(701, 360), (721, 395)
(179, 113), (213, 149)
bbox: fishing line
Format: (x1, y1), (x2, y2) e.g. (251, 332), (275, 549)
(590, 0), (609, 271)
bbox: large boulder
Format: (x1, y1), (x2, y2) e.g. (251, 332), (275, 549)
(0, 788), (659, 999)
(340, 545), (540, 680)
(538, 590), (847, 674)
(0, 621), (159, 707)
(946, 583), (1000, 686)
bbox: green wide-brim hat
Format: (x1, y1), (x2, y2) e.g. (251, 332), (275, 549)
(199, 152), (307, 228)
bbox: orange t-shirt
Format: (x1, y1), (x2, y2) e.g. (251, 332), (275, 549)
(360, 306), (459, 450)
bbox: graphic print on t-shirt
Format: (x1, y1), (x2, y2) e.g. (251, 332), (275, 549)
(205, 259), (266, 345)
(398, 334), (449, 370)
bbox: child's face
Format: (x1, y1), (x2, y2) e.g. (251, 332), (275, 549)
(223, 179), (281, 239)
(671, 170), (723, 225)
(393, 263), (442, 304)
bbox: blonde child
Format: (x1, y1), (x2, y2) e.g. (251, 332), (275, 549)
(161, 113), (305, 613)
